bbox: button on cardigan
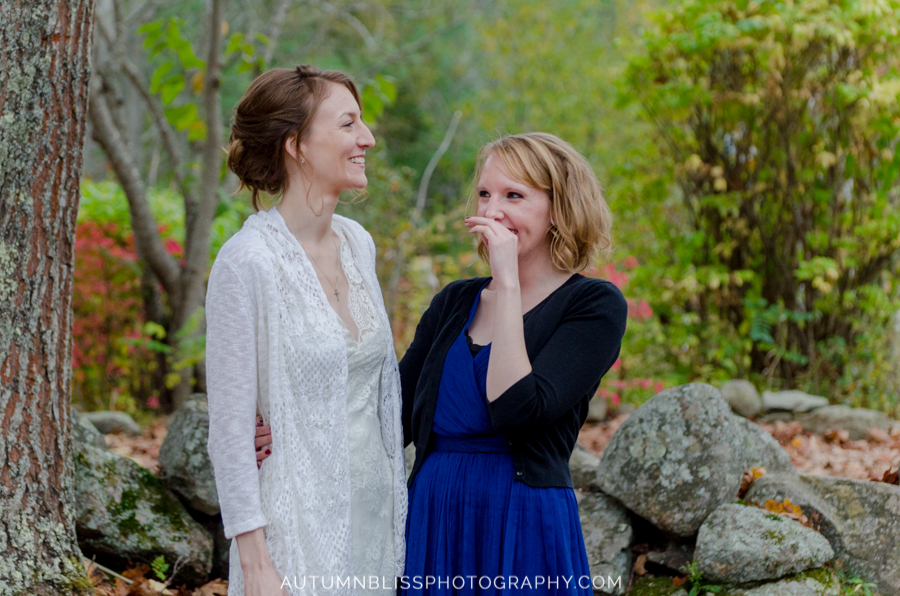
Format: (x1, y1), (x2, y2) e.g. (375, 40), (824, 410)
(400, 274), (627, 489)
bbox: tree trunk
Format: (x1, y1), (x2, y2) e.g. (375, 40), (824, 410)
(0, 0), (96, 594)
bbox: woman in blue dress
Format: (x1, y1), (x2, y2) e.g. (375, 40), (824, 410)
(398, 132), (627, 595)
(255, 132), (626, 593)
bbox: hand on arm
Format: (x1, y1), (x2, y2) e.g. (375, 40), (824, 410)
(255, 415), (272, 467)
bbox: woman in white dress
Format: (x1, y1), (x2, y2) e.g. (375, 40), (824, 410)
(205, 65), (407, 596)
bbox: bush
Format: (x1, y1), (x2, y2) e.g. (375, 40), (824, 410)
(619, 0), (900, 412)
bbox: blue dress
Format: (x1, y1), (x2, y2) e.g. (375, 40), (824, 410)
(402, 284), (593, 595)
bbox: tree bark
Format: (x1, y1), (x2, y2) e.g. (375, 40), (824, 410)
(0, 0), (96, 594)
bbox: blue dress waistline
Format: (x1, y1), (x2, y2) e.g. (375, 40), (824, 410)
(432, 435), (510, 454)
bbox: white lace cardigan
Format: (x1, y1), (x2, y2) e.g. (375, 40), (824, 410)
(205, 207), (407, 593)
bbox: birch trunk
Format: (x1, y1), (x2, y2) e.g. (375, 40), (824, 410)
(0, 0), (96, 593)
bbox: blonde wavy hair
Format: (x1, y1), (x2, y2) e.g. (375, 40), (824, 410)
(468, 132), (612, 272)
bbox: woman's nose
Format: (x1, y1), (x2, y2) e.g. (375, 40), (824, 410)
(359, 122), (376, 148)
(482, 197), (503, 221)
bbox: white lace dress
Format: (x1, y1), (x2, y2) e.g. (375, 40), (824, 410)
(337, 228), (396, 593)
(205, 207), (406, 596)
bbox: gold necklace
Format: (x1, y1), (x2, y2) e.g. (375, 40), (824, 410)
(305, 235), (342, 301)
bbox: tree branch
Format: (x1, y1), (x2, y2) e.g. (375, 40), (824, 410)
(121, 58), (196, 205)
(311, 0), (381, 53)
(356, 14), (467, 79)
(415, 110), (462, 217)
(261, 0), (293, 66)
(179, 0), (226, 326)
(89, 81), (182, 295)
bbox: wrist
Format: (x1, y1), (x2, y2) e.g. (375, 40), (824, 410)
(492, 279), (521, 293)
(236, 528), (271, 571)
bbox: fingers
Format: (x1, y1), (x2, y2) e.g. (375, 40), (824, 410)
(254, 416), (272, 469)
(254, 426), (272, 450)
(465, 217), (516, 243)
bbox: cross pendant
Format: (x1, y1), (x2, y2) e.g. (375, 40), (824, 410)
(334, 288), (340, 301)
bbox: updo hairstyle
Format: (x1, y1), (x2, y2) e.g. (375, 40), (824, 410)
(227, 65), (362, 210)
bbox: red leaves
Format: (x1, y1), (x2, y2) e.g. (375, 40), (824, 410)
(71, 218), (184, 409)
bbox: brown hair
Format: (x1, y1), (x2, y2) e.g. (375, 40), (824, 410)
(226, 65), (362, 211)
(468, 132), (612, 272)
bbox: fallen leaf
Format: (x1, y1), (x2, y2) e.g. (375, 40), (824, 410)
(866, 428), (890, 443)
(633, 554), (647, 576)
(672, 576), (687, 587)
(146, 579), (176, 595)
(83, 560), (112, 590)
(881, 467), (899, 485)
(737, 467), (767, 499)
(193, 579), (228, 596)
(127, 577), (157, 596)
(122, 564), (150, 581)
(114, 578), (131, 596)
(824, 429), (850, 444)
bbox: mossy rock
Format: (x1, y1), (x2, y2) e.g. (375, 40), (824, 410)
(73, 442), (213, 585)
(629, 577), (689, 596)
(695, 504), (833, 583)
(158, 396), (219, 515)
(727, 568), (839, 595)
(746, 473), (900, 595)
(597, 383), (747, 536)
(631, 569), (838, 596)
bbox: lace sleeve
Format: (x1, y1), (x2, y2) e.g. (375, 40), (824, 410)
(205, 258), (268, 539)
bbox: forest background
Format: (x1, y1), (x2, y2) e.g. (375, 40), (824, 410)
(74, 0), (900, 419)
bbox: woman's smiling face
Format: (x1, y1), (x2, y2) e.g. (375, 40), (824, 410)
(475, 154), (553, 259)
(297, 81), (375, 195)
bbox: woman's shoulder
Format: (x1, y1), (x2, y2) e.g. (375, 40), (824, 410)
(568, 275), (628, 319)
(212, 219), (277, 274)
(333, 213), (372, 243)
(434, 277), (489, 303)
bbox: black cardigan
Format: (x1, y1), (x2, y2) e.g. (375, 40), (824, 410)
(400, 274), (627, 489)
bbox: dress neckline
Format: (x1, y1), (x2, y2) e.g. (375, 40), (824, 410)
(269, 206), (367, 343)
(464, 273), (582, 349)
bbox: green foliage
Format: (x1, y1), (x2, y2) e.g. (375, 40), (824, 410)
(75, 181), (248, 411)
(837, 571), (878, 596)
(150, 555), (169, 582)
(139, 18), (209, 139)
(682, 561), (723, 596)
(618, 0), (900, 410)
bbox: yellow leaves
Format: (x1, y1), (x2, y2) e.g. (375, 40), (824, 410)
(763, 497), (802, 517)
(714, 177), (728, 192)
(685, 154), (704, 172)
(870, 78), (900, 107)
(816, 151), (837, 169)
(191, 71), (204, 94)
(737, 467), (766, 498)
(165, 372), (182, 389)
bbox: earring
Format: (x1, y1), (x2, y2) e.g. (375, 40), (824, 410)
(300, 158), (305, 164)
